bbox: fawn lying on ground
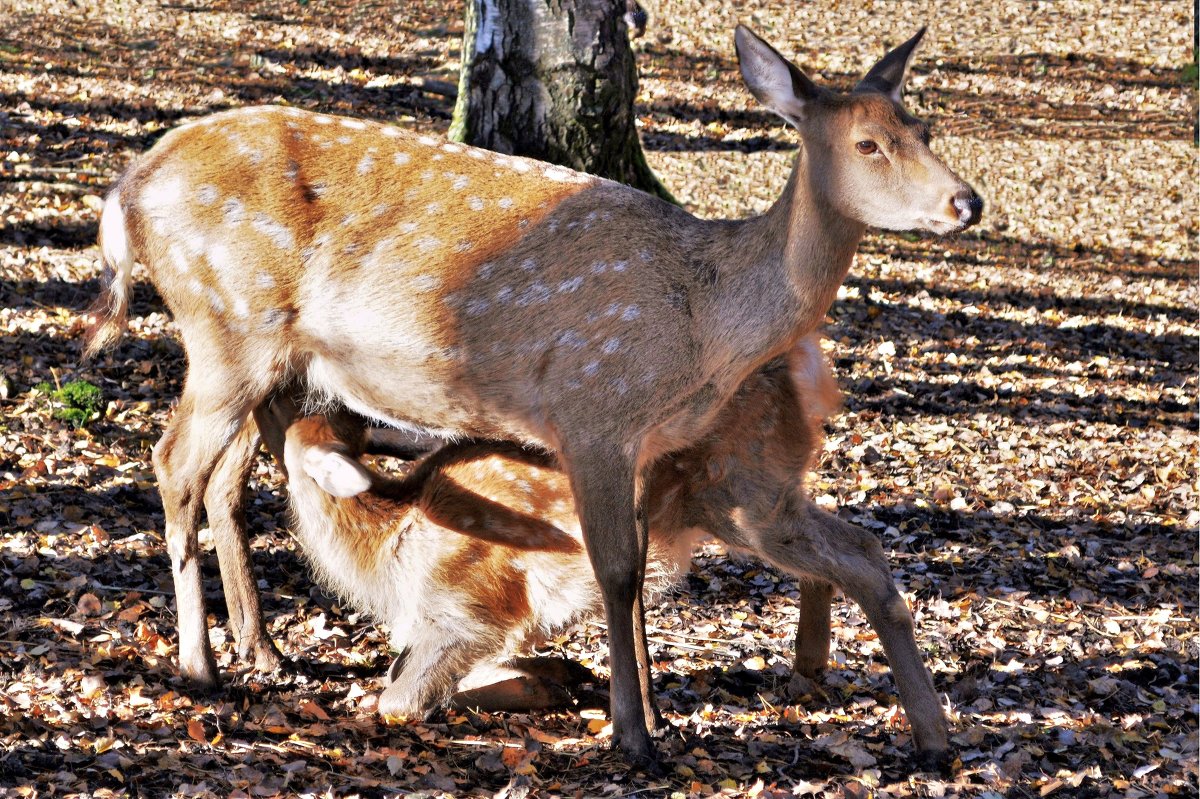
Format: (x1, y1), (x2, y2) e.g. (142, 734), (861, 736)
(86, 24), (978, 759)
(253, 340), (948, 755)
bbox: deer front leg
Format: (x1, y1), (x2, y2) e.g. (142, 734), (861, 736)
(206, 420), (286, 672)
(788, 578), (835, 697)
(567, 446), (655, 764)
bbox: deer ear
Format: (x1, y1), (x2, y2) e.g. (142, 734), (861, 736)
(854, 27), (926, 102)
(735, 25), (823, 125)
(302, 446), (373, 498)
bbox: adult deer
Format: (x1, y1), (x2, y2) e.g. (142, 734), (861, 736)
(86, 25), (980, 761)
(257, 339), (947, 758)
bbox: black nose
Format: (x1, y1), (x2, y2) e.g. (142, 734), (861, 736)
(953, 190), (983, 228)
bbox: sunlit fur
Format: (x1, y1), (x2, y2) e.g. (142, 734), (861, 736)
(84, 25), (977, 758)
(260, 339), (948, 756)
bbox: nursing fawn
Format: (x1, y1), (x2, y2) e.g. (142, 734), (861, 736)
(256, 341), (948, 758)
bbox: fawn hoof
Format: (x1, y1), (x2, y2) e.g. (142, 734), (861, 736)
(785, 672), (826, 701)
(242, 638), (286, 673)
(911, 747), (955, 776)
(612, 727), (658, 770)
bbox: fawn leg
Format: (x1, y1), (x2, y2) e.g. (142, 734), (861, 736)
(762, 502), (948, 758)
(566, 445), (655, 763)
(633, 590), (668, 731)
(789, 578), (835, 684)
(206, 420), (286, 672)
(787, 578), (835, 698)
(449, 657), (594, 712)
(379, 638), (476, 719)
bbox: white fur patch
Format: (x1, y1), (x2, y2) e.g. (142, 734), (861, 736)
(303, 447), (373, 498)
(99, 196), (132, 271)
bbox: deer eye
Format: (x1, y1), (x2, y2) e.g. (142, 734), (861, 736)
(855, 140), (878, 155)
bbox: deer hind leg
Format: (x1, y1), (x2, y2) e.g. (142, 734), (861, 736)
(205, 419), (286, 672)
(763, 503), (948, 758)
(153, 365), (279, 686)
(565, 445), (655, 760)
(787, 578), (835, 697)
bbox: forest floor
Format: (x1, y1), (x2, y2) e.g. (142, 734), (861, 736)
(0, 1), (1196, 797)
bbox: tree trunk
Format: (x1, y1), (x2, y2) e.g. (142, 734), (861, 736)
(450, 0), (672, 202)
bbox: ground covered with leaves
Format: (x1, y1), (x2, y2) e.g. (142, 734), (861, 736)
(0, 1), (1196, 797)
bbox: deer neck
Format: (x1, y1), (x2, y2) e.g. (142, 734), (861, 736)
(699, 147), (865, 366)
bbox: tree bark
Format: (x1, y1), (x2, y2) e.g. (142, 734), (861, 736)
(450, 0), (672, 202)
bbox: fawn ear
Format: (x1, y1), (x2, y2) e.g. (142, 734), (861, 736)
(735, 25), (824, 125)
(854, 27), (926, 102)
(302, 446), (373, 498)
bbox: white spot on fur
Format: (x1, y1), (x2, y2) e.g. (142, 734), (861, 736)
(337, 135), (353, 145)
(207, 289), (226, 314)
(465, 298), (490, 316)
(442, 143), (463, 154)
(622, 304), (641, 320)
(452, 175), (470, 191)
(357, 154), (375, 175)
(558, 276), (583, 293)
(196, 185), (219, 205)
(418, 135), (438, 147)
(381, 126), (400, 137)
(142, 175), (186, 212)
(498, 197), (514, 210)
(340, 118), (367, 130)
(412, 274), (442, 292)
(399, 221), (419, 234)
(252, 213), (295, 250)
(416, 236), (440, 252)
(256, 272), (276, 289)
(468, 197), (485, 211)
(425, 201), (443, 215)
(611, 377), (629, 395)
(495, 286), (513, 303)
(314, 115), (333, 125)
(222, 197), (247, 224)
(591, 261), (607, 274)
(394, 151), (412, 166)
(557, 329), (585, 350)
(612, 260), (628, 272)
(232, 296), (250, 319)
(582, 360), (600, 377)
(372, 203), (389, 217)
(168, 243), (190, 274)
(602, 337), (621, 354)
(476, 262), (495, 280)
(543, 166), (575, 182)
(516, 281), (550, 306)
(520, 258), (537, 272)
